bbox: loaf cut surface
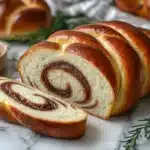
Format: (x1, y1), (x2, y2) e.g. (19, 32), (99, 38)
(18, 40), (117, 119)
(18, 21), (150, 119)
(98, 21), (150, 96)
(0, 77), (87, 139)
(75, 23), (141, 115)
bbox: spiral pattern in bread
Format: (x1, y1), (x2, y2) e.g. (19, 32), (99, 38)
(18, 21), (150, 119)
(0, 77), (87, 139)
(18, 37), (117, 119)
(75, 24), (141, 115)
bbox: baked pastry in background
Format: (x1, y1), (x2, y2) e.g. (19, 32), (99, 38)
(116, 0), (150, 20)
(0, 0), (51, 38)
(0, 77), (87, 139)
(18, 21), (150, 119)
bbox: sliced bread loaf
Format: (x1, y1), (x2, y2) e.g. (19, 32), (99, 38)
(0, 77), (87, 139)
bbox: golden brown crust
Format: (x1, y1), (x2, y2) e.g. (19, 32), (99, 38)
(48, 30), (117, 92)
(0, 0), (51, 37)
(98, 21), (150, 96)
(18, 21), (150, 119)
(17, 41), (60, 81)
(19, 41), (60, 60)
(0, 103), (18, 124)
(116, 0), (150, 20)
(48, 30), (115, 62)
(140, 28), (150, 39)
(0, 77), (87, 139)
(48, 30), (105, 50)
(6, 105), (87, 139)
(75, 24), (141, 115)
(105, 37), (141, 114)
(18, 39), (118, 119)
(66, 43), (117, 96)
(18, 41), (117, 119)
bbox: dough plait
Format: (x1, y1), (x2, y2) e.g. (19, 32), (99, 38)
(18, 21), (150, 119)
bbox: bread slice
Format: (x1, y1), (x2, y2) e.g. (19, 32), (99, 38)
(75, 24), (141, 116)
(0, 77), (87, 139)
(18, 21), (146, 119)
(18, 34), (117, 119)
(98, 21), (150, 96)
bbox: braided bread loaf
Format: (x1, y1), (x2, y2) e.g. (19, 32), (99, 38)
(0, 77), (87, 138)
(18, 21), (150, 119)
(116, 0), (150, 20)
(0, 0), (51, 38)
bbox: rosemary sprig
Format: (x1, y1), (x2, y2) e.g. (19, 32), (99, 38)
(1, 11), (95, 45)
(122, 118), (150, 150)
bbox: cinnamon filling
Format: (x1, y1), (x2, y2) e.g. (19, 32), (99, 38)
(0, 82), (67, 111)
(41, 61), (92, 104)
(27, 76), (39, 89)
(81, 100), (99, 109)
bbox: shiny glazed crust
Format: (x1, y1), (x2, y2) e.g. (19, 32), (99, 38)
(98, 21), (150, 96)
(75, 24), (141, 115)
(0, 0), (51, 37)
(18, 21), (150, 119)
(7, 105), (87, 139)
(18, 41), (117, 119)
(0, 77), (87, 139)
(116, 0), (150, 20)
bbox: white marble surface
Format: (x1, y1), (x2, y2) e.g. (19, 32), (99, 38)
(0, 44), (149, 150)
(0, 115), (128, 150)
(1, 1), (150, 148)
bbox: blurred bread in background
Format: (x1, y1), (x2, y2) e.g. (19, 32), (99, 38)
(116, 0), (150, 20)
(0, 0), (51, 38)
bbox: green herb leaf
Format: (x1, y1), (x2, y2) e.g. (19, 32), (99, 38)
(122, 118), (150, 150)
